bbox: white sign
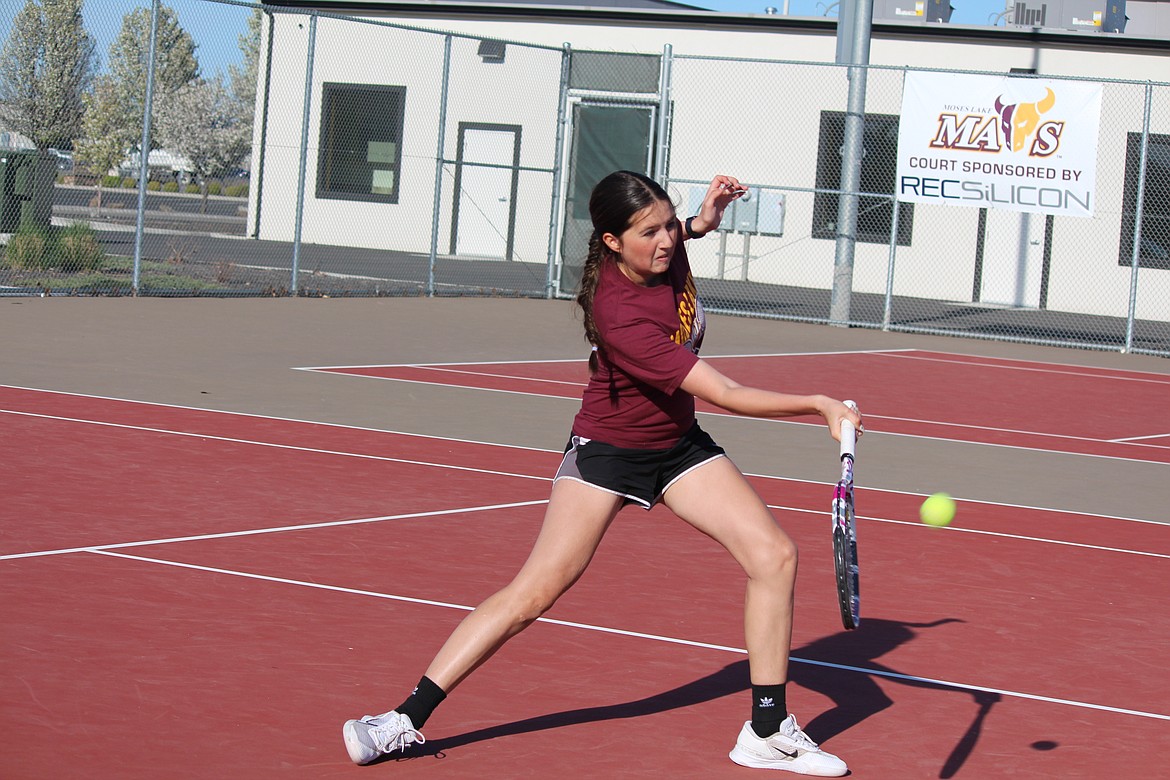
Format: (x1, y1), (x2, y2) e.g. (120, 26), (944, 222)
(895, 72), (1103, 218)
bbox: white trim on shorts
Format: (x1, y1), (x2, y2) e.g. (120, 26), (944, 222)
(657, 454), (726, 502)
(554, 435), (646, 506)
(553, 434), (726, 510)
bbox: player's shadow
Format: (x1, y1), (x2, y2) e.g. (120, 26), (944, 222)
(413, 617), (996, 777)
(791, 617), (1000, 779)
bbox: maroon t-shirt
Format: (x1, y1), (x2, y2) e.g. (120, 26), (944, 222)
(571, 244), (706, 449)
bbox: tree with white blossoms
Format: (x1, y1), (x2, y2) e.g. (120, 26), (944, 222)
(153, 76), (250, 212)
(74, 3), (199, 208)
(227, 8), (263, 131)
(105, 3), (199, 161)
(0, 0), (96, 150)
(74, 77), (134, 211)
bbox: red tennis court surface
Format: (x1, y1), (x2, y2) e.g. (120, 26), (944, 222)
(3, 346), (1168, 778)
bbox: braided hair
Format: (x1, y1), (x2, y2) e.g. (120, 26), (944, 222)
(577, 171), (673, 373)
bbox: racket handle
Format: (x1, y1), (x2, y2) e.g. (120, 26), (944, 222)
(839, 400), (858, 460)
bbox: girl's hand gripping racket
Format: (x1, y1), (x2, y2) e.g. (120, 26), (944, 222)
(832, 401), (860, 630)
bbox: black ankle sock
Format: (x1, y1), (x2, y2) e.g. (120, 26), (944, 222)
(750, 683), (788, 738)
(395, 676), (447, 729)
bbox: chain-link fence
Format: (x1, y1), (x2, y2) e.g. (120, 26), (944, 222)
(1, 0), (1167, 356)
(667, 55), (1170, 355)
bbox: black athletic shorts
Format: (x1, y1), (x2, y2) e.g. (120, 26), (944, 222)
(553, 422), (726, 509)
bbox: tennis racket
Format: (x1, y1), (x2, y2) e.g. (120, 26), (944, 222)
(832, 400), (860, 630)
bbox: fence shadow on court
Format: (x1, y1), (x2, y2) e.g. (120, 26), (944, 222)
(403, 617), (997, 777)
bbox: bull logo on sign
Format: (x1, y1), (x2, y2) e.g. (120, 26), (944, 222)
(993, 88), (1063, 157)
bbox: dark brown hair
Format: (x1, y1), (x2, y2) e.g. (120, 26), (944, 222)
(577, 170), (673, 372)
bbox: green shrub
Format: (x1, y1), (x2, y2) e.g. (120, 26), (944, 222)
(54, 222), (105, 272)
(3, 224), (106, 273)
(207, 181), (222, 196)
(121, 177), (136, 188)
(147, 180), (161, 191)
(4, 230), (48, 269)
(103, 175), (123, 188)
(185, 183), (201, 194)
(161, 181), (179, 192)
(224, 184), (248, 198)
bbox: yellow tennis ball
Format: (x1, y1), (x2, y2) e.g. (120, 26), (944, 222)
(920, 493), (956, 527)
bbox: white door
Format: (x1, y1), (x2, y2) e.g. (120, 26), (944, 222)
(455, 129), (515, 259)
(980, 210), (1046, 307)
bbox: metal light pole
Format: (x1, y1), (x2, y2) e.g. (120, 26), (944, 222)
(830, 0), (874, 326)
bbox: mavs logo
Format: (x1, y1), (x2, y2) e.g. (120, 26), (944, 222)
(672, 272), (705, 354)
(995, 88), (1062, 155)
(929, 88), (1063, 158)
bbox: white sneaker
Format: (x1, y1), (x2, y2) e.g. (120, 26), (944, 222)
(342, 710), (425, 765)
(728, 714), (848, 776)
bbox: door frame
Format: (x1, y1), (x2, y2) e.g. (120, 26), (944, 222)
(449, 122), (522, 260)
(554, 95), (659, 295)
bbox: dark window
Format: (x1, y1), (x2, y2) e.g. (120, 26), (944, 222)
(568, 51), (660, 93)
(812, 110), (914, 246)
(1119, 132), (1170, 270)
(316, 83), (406, 203)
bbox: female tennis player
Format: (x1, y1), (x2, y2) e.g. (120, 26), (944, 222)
(343, 171), (862, 776)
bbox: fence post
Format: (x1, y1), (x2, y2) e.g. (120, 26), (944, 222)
(132, 0), (160, 295)
(882, 194), (900, 329)
(427, 35), (453, 298)
(249, 9), (276, 239)
(830, 0), (874, 326)
(655, 44), (673, 183)
(1124, 81), (1153, 353)
(291, 12), (318, 295)
(545, 43), (571, 299)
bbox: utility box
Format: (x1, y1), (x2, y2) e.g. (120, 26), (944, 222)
(873, 0), (953, 24)
(755, 189), (787, 237)
(685, 184), (783, 235)
(685, 185), (756, 234)
(0, 150), (55, 232)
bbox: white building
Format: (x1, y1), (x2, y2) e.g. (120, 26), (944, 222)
(246, 0), (1169, 324)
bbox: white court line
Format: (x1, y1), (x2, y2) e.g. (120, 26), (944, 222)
(296, 357), (587, 370)
(848, 426), (1170, 467)
(278, 362), (1170, 460)
(294, 348), (918, 372)
(0, 500), (549, 562)
(0, 383), (558, 455)
(1112, 432), (1170, 443)
(294, 350), (916, 393)
(86, 549), (1170, 723)
(765, 477), (1170, 528)
(5, 495), (1162, 564)
(762, 504), (1169, 559)
(295, 357), (1170, 461)
(0, 409), (555, 484)
(296, 350), (918, 392)
(853, 513), (1170, 559)
(875, 351), (1170, 385)
(294, 375), (587, 403)
(871, 413), (1170, 452)
(399, 365), (587, 388)
(276, 375), (1170, 466)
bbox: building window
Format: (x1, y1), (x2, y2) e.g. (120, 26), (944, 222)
(316, 83), (406, 203)
(568, 51), (660, 93)
(1119, 131), (1170, 270)
(812, 110), (913, 246)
